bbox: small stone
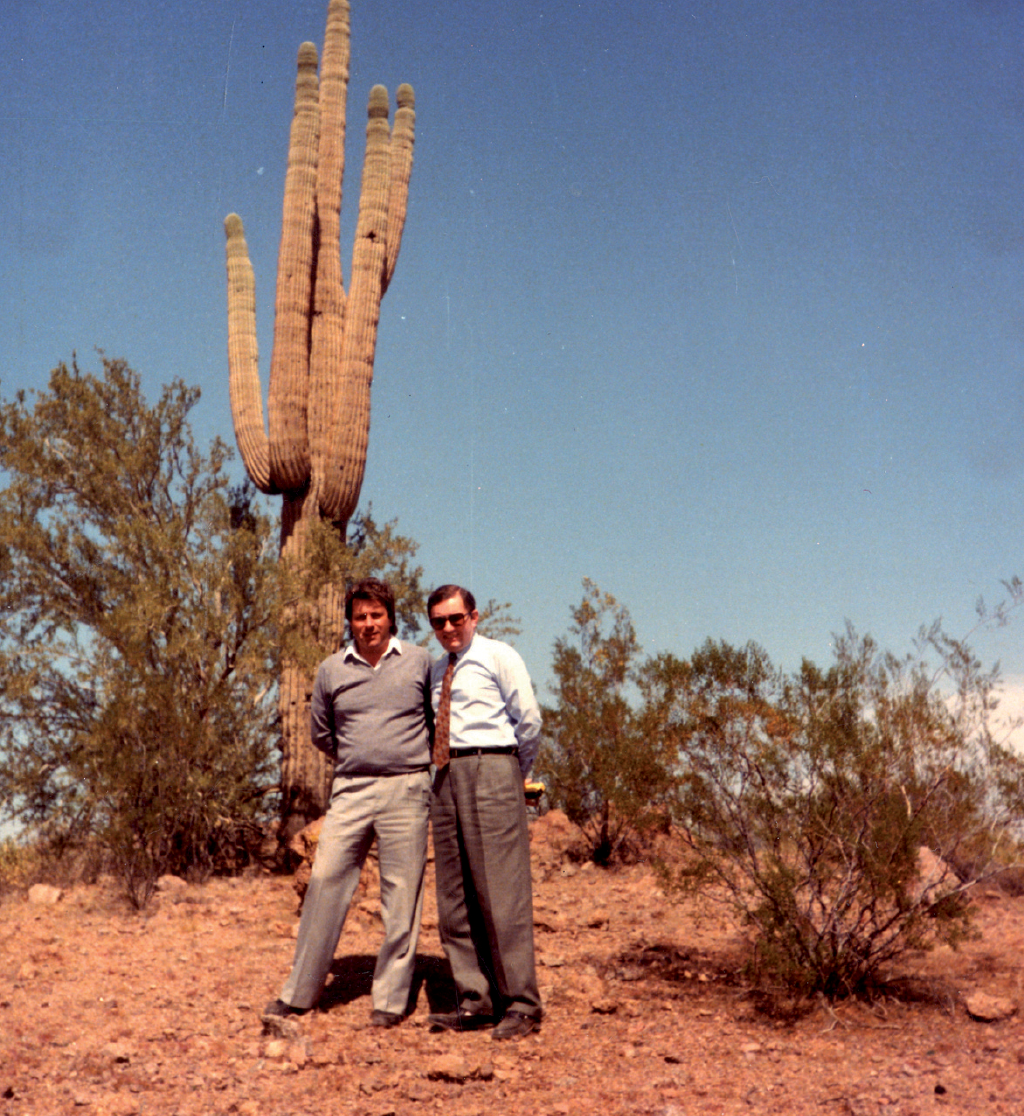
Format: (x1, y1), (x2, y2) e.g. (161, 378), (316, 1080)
(28, 884), (63, 906)
(101, 1042), (133, 1063)
(592, 998), (619, 1014)
(427, 1055), (472, 1083)
(155, 875), (188, 894)
(262, 1014), (302, 1040)
(264, 1039), (290, 1058)
(964, 992), (1017, 1023)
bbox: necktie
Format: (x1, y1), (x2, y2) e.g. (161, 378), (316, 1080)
(432, 652), (457, 769)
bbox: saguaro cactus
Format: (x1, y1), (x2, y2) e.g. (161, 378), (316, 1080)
(223, 0), (415, 834)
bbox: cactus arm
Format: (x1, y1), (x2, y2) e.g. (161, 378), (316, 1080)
(318, 84), (393, 524)
(308, 0), (351, 493)
(382, 83), (415, 295)
(223, 213), (277, 494)
(267, 42), (320, 494)
(318, 0), (351, 251)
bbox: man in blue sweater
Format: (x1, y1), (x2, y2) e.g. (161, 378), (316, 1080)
(264, 578), (433, 1027)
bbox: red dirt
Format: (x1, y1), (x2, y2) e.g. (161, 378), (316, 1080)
(2, 810), (1023, 1116)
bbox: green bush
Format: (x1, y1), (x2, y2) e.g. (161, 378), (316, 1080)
(538, 580), (673, 864)
(0, 359), (279, 906)
(649, 625), (1024, 998)
(540, 575), (1024, 996)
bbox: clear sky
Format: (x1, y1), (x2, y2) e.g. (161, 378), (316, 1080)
(2, 0), (1022, 721)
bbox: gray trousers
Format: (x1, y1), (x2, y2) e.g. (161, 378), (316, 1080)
(430, 753), (541, 1020)
(280, 769), (430, 1014)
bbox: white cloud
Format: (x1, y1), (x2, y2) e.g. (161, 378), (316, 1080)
(990, 674), (1024, 754)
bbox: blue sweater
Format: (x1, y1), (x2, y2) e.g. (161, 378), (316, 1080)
(310, 640), (433, 777)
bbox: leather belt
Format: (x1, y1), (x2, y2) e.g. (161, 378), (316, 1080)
(450, 746), (519, 757)
(338, 765), (430, 777)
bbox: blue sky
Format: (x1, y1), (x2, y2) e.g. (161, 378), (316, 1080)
(2, 0), (1023, 715)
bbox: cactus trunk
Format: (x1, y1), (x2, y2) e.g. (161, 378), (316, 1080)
(222, 0), (414, 832)
(276, 492), (336, 833)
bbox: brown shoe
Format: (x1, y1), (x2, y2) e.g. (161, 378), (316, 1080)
(369, 1010), (404, 1028)
(491, 1011), (539, 1041)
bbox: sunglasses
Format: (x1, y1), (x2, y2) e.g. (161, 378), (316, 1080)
(429, 612), (469, 631)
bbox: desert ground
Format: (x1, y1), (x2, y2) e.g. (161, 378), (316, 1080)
(2, 810), (1023, 1116)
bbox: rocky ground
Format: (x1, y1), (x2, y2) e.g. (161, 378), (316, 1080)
(2, 810), (1024, 1116)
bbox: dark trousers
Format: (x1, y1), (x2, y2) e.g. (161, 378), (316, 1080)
(430, 753), (541, 1019)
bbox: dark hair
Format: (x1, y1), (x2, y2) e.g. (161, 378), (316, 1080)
(427, 584), (476, 615)
(345, 577), (397, 634)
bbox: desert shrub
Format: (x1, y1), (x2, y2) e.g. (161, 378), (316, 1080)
(0, 831), (114, 898)
(649, 625), (1024, 998)
(538, 581), (673, 865)
(0, 359), (279, 907)
(0, 836), (43, 897)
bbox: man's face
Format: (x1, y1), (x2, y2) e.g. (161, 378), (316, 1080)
(350, 599), (392, 660)
(429, 594), (479, 655)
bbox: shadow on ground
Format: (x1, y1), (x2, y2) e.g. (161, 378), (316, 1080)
(318, 953), (456, 1015)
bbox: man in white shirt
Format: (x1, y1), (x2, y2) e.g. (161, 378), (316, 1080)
(425, 584), (543, 1041)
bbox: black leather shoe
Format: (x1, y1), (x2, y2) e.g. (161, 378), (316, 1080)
(491, 1010), (539, 1040)
(262, 999), (307, 1018)
(427, 1009), (494, 1032)
(369, 1009), (404, 1028)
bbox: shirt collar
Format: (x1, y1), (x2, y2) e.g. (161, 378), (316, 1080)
(446, 633), (476, 664)
(343, 636), (401, 666)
